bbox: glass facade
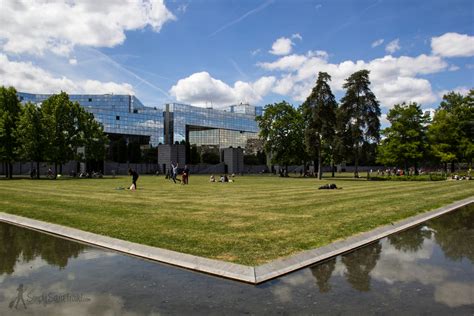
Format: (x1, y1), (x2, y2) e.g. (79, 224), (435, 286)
(17, 93), (260, 151)
(18, 92), (164, 146)
(165, 103), (259, 151)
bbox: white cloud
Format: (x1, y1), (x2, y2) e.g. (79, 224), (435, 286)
(0, 53), (134, 95)
(448, 65), (460, 71)
(431, 32), (474, 57)
(385, 39), (401, 54)
(437, 86), (471, 99)
(82, 80), (134, 95)
(251, 48), (261, 56)
(372, 76), (437, 105)
(258, 52), (447, 107)
(177, 3), (188, 13)
(169, 71), (275, 106)
(372, 39), (384, 48)
(0, 0), (176, 56)
(69, 58), (77, 65)
(291, 33), (303, 41)
(269, 37), (293, 55)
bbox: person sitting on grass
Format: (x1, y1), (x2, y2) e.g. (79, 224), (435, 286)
(128, 168), (139, 190)
(210, 174), (216, 182)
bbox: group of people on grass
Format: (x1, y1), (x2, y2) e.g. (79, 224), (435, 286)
(167, 163), (190, 185)
(209, 174), (235, 183)
(128, 162), (191, 190)
(128, 165), (240, 190)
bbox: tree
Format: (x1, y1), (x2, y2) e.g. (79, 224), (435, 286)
(339, 70), (381, 177)
(256, 101), (305, 174)
(15, 102), (48, 178)
(377, 102), (430, 174)
(41, 92), (82, 176)
(0, 86), (22, 178)
(428, 90), (474, 172)
(201, 151), (220, 164)
(79, 110), (108, 167)
(302, 72), (338, 179)
(127, 141), (142, 163)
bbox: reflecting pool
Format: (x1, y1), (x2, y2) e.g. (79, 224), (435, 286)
(0, 204), (473, 315)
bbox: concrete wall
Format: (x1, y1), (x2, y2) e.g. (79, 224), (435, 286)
(222, 147), (244, 174)
(157, 144), (186, 174)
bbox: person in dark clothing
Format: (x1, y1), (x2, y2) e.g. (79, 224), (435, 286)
(128, 168), (139, 190)
(182, 165), (190, 185)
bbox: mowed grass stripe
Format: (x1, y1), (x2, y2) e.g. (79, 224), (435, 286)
(1, 175), (472, 265)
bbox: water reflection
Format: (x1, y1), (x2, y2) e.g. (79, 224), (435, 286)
(341, 241), (382, 292)
(310, 258), (336, 293)
(0, 204), (472, 315)
(0, 224), (85, 275)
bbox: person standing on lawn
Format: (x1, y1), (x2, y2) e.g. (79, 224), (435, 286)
(171, 163), (180, 184)
(182, 165), (190, 184)
(128, 168), (139, 190)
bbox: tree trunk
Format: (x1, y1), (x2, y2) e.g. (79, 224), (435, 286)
(331, 159), (335, 178)
(59, 164), (63, 175)
(8, 163), (13, 179)
(54, 163), (58, 179)
(414, 160), (419, 176)
(354, 145), (359, 178)
(36, 161), (40, 179)
(318, 148), (322, 180)
(450, 161), (455, 173)
(444, 162), (448, 174)
(313, 159), (317, 177)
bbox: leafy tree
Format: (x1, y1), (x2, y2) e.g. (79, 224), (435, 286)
(15, 102), (48, 178)
(377, 102), (430, 174)
(256, 101), (305, 174)
(201, 151), (220, 164)
(189, 144), (201, 164)
(428, 90), (474, 172)
(41, 92), (83, 175)
(127, 141), (142, 163)
(142, 146), (158, 164)
(79, 110), (108, 165)
(339, 70), (381, 177)
(302, 72), (338, 179)
(0, 86), (22, 178)
(109, 138), (128, 163)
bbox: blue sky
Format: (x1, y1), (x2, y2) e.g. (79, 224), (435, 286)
(1, 0), (473, 120)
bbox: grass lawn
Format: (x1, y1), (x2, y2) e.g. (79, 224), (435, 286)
(0, 174), (473, 265)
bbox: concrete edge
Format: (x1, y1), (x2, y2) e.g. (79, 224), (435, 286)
(0, 213), (256, 283)
(254, 196), (474, 283)
(0, 196), (472, 284)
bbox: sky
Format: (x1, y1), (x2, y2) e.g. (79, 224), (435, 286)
(1, 0), (473, 122)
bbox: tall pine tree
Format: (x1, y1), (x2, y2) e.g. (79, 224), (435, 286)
(339, 70), (381, 177)
(302, 72), (337, 179)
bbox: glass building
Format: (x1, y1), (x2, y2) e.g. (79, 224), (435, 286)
(18, 92), (165, 146)
(164, 103), (259, 150)
(17, 93), (261, 152)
